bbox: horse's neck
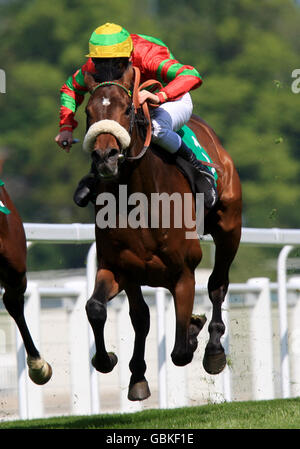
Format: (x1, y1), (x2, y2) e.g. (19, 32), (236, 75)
(126, 128), (159, 193)
(126, 155), (157, 195)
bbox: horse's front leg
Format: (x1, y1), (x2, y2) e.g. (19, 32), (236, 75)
(125, 283), (151, 401)
(171, 270), (206, 367)
(86, 268), (121, 373)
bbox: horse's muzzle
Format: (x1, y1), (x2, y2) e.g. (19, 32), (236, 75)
(92, 148), (120, 180)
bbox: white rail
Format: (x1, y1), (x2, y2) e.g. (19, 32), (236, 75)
(24, 223), (300, 246)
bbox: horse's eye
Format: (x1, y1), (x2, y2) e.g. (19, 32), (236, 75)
(125, 105), (132, 116)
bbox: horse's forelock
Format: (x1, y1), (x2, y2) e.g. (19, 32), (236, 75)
(92, 57), (130, 83)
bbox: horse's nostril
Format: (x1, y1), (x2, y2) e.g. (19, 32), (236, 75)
(108, 148), (119, 160)
(92, 148), (119, 164)
(92, 151), (103, 164)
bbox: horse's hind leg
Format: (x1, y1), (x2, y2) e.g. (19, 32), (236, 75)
(203, 222), (241, 375)
(86, 268), (121, 373)
(126, 284), (151, 401)
(2, 275), (52, 385)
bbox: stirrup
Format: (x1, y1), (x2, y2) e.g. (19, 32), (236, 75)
(192, 161), (216, 182)
(204, 183), (218, 209)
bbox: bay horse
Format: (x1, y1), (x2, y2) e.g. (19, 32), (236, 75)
(0, 183), (52, 385)
(83, 65), (242, 401)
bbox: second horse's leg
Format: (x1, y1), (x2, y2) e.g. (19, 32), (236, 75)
(3, 276), (52, 385)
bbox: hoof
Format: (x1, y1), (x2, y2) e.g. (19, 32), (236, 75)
(92, 352), (118, 373)
(203, 350), (226, 375)
(27, 356), (52, 385)
(171, 351), (193, 367)
(128, 380), (151, 401)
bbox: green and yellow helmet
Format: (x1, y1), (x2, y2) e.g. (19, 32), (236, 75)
(86, 23), (133, 58)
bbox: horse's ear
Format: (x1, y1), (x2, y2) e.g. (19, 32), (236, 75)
(84, 72), (98, 92)
(120, 64), (134, 91)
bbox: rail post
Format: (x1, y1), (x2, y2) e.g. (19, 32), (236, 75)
(86, 242), (100, 414)
(165, 294), (187, 408)
(248, 277), (274, 400)
(277, 245), (293, 398)
(288, 277), (300, 397)
(65, 280), (92, 415)
(221, 294), (231, 402)
(117, 296), (142, 413)
(156, 287), (167, 408)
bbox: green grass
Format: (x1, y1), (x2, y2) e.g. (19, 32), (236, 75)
(1, 398), (300, 429)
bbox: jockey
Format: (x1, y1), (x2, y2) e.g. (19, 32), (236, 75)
(55, 23), (218, 209)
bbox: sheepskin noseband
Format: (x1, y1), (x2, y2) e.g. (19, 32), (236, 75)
(83, 120), (131, 153)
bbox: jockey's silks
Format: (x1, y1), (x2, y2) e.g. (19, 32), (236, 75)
(59, 34), (202, 132)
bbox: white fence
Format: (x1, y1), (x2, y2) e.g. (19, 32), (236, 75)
(1, 224), (300, 420)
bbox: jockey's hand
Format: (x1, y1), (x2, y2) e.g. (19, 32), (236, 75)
(138, 90), (160, 106)
(55, 131), (73, 153)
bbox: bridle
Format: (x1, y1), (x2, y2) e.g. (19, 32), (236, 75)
(89, 66), (162, 162)
(91, 80), (133, 97)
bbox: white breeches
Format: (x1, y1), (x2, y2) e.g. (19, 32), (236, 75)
(151, 93), (193, 154)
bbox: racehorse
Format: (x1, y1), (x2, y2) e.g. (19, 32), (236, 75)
(0, 183), (52, 385)
(83, 64), (242, 401)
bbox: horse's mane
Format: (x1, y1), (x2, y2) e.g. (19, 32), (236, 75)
(92, 57), (130, 82)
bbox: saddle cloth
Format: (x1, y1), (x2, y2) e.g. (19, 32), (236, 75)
(177, 125), (218, 183)
(174, 125), (218, 199)
(0, 179), (11, 215)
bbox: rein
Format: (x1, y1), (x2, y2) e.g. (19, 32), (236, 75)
(125, 66), (162, 161)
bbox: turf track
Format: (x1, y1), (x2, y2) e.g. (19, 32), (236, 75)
(0, 398), (300, 429)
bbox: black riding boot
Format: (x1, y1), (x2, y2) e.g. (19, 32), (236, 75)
(176, 141), (218, 209)
(73, 166), (98, 207)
